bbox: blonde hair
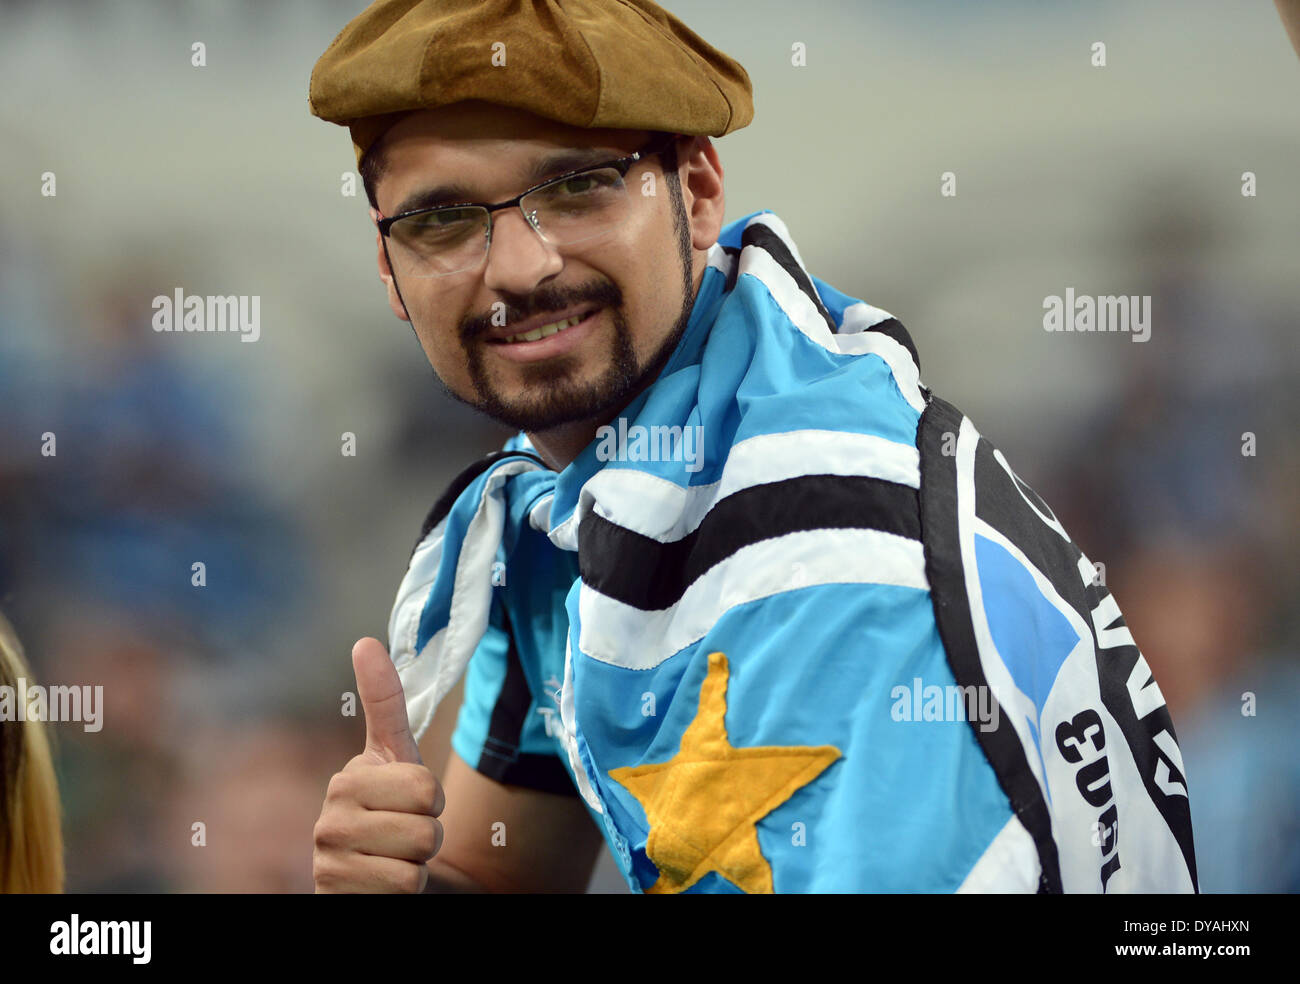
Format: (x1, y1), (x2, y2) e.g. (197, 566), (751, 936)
(0, 611), (65, 893)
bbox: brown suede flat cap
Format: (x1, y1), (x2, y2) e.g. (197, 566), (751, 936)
(309, 0), (754, 165)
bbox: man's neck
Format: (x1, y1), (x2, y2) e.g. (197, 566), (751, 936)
(524, 413), (621, 473)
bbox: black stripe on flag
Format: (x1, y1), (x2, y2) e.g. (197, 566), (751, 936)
(579, 474), (921, 612)
(720, 244), (741, 293)
(741, 222), (838, 335)
(917, 393), (1063, 893)
(857, 316), (921, 373)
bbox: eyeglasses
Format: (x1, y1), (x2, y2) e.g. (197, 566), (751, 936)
(377, 133), (678, 279)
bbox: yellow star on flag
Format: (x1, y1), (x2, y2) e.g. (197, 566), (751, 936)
(608, 651), (841, 894)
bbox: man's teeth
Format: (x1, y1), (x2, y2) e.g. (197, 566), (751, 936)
(502, 313), (587, 344)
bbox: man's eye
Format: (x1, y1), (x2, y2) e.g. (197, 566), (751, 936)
(413, 208), (476, 228)
(557, 175), (600, 195)
(399, 209), (480, 245)
(554, 171), (620, 196)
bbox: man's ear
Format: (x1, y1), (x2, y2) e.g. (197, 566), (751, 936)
(369, 206), (410, 323)
(678, 136), (725, 254)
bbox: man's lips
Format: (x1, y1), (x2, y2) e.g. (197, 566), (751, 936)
(481, 306), (603, 364)
(481, 304), (602, 344)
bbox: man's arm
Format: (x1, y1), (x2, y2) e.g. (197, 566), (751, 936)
(422, 749), (605, 894)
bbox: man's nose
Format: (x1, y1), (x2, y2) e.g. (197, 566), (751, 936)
(482, 208), (564, 295)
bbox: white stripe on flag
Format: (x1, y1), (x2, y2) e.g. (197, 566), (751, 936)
(551, 429), (920, 547)
(577, 527), (930, 669)
(739, 245), (838, 349)
(956, 815), (1041, 893)
(393, 458), (544, 741)
(837, 302), (926, 414)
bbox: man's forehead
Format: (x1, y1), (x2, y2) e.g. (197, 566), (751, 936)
(375, 106), (652, 213)
(381, 103), (648, 162)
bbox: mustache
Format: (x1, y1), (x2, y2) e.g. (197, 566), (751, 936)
(460, 279), (623, 343)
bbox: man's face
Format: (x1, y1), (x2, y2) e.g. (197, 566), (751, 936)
(369, 103), (699, 433)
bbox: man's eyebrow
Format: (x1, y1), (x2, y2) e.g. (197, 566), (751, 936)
(525, 147), (620, 185)
(391, 182), (478, 216)
(391, 147), (625, 216)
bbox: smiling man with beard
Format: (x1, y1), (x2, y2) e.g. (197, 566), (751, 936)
(363, 102), (701, 458)
(308, 0), (1197, 895)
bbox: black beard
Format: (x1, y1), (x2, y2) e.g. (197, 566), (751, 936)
(449, 277), (695, 434)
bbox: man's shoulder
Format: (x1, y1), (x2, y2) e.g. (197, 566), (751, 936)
(720, 213), (928, 434)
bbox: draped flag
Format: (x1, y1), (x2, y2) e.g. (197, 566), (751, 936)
(387, 210), (1197, 893)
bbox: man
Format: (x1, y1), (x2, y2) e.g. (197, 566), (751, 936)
(309, 0), (1197, 894)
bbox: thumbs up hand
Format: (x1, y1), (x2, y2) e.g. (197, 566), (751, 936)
(313, 638), (446, 893)
(354, 635), (424, 766)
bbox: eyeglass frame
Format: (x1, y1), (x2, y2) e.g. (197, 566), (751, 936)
(374, 131), (680, 274)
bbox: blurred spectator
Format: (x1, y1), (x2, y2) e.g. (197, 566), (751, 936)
(0, 610), (65, 893)
(166, 719), (354, 893)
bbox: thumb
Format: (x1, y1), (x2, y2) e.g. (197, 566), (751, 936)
(352, 637), (422, 764)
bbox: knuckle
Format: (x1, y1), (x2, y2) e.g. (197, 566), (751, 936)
(392, 763), (437, 810)
(432, 818), (444, 857)
(313, 818), (340, 850)
(314, 810), (357, 851)
(414, 819), (438, 860)
(413, 768), (439, 812)
(312, 852), (340, 891)
(341, 752), (373, 774)
(325, 771), (355, 802)
(432, 777), (446, 816)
